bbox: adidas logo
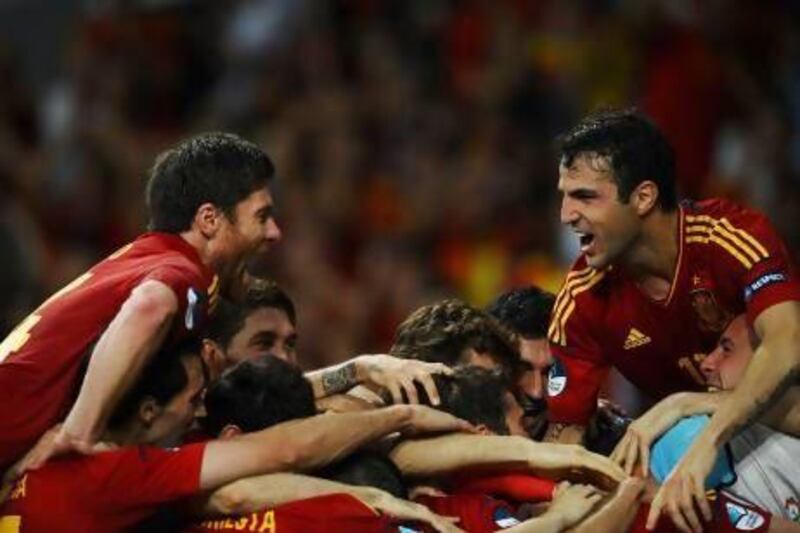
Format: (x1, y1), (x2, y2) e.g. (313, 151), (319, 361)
(624, 328), (651, 350)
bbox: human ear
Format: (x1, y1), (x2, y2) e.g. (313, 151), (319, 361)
(631, 180), (658, 215)
(194, 203), (221, 238)
(139, 398), (163, 427)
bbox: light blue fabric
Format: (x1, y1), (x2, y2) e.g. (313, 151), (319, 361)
(650, 415), (736, 489)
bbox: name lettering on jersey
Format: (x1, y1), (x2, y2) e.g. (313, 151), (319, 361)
(623, 328), (651, 350)
(744, 271), (787, 302)
(685, 215), (769, 270)
(199, 510), (275, 531)
(548, 267), (607, 346)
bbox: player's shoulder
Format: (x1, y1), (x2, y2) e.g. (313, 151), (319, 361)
(682, 198), (776, 271)
(548, 256), (612, 346)
(683, 197), (768, 222)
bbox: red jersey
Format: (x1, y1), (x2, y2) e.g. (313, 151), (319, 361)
(0, 233), (218, 469)
(414, 493), (520, 532)
(183, 494), (403, 533)
(629, 492), (772, 533)
(547, 199), (800, 424)
(0, 442), (206, 532)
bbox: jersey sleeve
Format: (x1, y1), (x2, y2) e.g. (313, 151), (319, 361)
(81, 443), (206, 510)
(144, 262), (211, 337)
(699, 201), (800, 323)
(546, 264), (611, 426)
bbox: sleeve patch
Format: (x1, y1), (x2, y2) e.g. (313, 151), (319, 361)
(744, 271), (787, 302)
(547, 357), (567, 397)
(725, 501), (766, 530)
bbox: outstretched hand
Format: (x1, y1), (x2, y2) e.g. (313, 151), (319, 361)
(358, 354), (453, 405)
(646, 438), (715, 533)
(9, 424), (107, 479)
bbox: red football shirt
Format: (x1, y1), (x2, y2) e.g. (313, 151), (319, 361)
(414, 493), (520, 532)
(629, 492), (772, 533)
(183, 494), (401, 533)
(547, 199), (800, 424)
(0, 233), (217, 469)
(0, 442), (206, 532)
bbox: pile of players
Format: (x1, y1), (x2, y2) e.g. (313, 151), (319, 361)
(0, 110), (798, 533)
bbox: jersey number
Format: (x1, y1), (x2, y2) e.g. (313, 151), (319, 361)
(0, 516), (20, 533)
(0, 272), (93, 363)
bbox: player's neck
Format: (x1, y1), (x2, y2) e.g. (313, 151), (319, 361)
(621, 209), (680, 298)
(102, 422), (143, 447)
(180, 230), (214, 268)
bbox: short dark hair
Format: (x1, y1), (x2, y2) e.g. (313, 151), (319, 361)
(320, 453), (408, 499)
(417, 366), (511, 435)
(558, 109), (677, 210)
(390, 299), (524, 380)
(205, 278), (296, 349)
(146, 132), (275, 232)
(486, 286), (556, 339)
(202, 354), (315, 437)
(108, 338), (204, 429)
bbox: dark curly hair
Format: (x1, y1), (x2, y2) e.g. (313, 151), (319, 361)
(558, 109), (677, 210)
(390, 299), (524, 380)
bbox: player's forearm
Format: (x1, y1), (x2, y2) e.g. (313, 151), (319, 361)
(705, 317), (800, 446)
(200, 406), (413, 489)
(201, 473), (379, 516)
(305, 358), (361, 399)
(391, 434), (603, 480)
(761, 386), (800, 437)
(62, 281), (177, 443)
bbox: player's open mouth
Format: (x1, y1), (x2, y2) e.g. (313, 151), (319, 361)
(576, 231), (595, 252)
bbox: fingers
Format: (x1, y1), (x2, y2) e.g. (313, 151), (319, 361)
(387, 381), (403, 405)
(679, 478), (703, 533)
(623, 436), (639, 475)
(417, 372), (441, 406)
(400, 377), (419, 405)
(640, 440), (650, 478)
(646, 490), (664, 531)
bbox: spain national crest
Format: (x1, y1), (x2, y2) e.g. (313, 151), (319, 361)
(689, 271), (732, 333)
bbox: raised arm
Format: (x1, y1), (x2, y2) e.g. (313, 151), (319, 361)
(648, 300), (800, 532)
(19, 280), (177, 471)
(389, 434), (626, 490)
(199, 405), (473, 491)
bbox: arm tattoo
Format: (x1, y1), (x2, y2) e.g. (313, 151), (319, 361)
(321, 362), (358, 395)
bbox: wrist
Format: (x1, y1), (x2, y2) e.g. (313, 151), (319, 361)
(353, 355), (370, 384)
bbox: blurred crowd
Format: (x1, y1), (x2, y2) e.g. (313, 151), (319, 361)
(2, 0), (800, 368)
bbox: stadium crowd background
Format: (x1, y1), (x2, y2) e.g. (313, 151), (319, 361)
(1, 0), (800, 370)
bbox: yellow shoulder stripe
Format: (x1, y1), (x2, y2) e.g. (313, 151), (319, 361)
(548, 268), (606, 346)
(685, 215), (768, 270)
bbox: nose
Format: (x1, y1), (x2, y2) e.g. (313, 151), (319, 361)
(560, 196), (578, 226)
(531, 370), (545, 399)
(266, 218), (282, 242)
(700, 348), (723, 380)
